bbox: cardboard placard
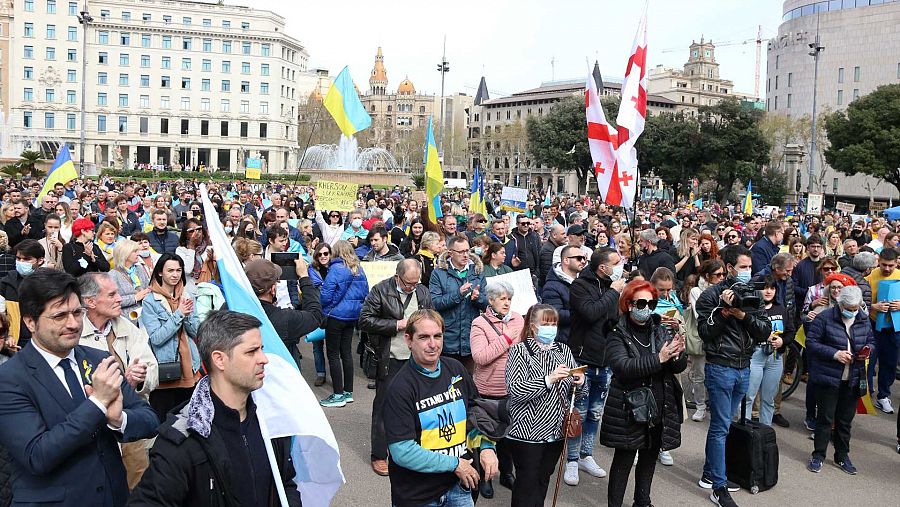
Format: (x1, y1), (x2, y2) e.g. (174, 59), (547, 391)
(835, 201), (855, 213)
(806, 193), (824, 215)
(315, 180), (358, 212)
(870, 201), (888, 212)
(362, 261), (399, 290)
(411, 190), (426, 203)
(485, 268), (538, 315)
(500, 186), (528, 213)
(245, 167), (261, 180)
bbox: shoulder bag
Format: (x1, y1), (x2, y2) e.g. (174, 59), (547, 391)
(622, 328), (660, 426)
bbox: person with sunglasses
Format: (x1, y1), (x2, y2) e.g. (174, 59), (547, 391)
(601, 280), (686, 507)
(312, 206), (345, 247)
(801, 257), (842, 323)
(542, 245), (587, 346)
(694, 245), (772, 506)
(683, 260), (726, 423)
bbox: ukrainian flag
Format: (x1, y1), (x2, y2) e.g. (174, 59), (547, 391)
(424, 116), (443, 221)
(469, 165), (486, 216)
(36, 144), (78, 203)
(323, 66), (372, 138)
(743, 180), (753, 215)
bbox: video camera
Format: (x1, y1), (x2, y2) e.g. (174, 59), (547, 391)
(723, 281), (765, 313)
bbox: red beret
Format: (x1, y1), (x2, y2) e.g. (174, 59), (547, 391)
(824, 272), (856, 287)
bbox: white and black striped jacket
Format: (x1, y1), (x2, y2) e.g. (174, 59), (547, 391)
(505, 339), (585, 442)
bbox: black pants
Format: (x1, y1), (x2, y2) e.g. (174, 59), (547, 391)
(371, 358), (406, 460)
(507, 439), (564, 507)
(325, 318), (355, 395)
(607, 424), (661, 507)
(812, 380), (858, 461)
(149, 387), (193, 423)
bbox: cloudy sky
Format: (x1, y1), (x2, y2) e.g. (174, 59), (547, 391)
(251, 0), (785, 99)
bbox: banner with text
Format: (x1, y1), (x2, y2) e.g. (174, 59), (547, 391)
(835, 201), (856, 213)
(500, 186), (528, 213)
(806, 193), (824, 215)
(315, 180), (358, 212)
(486, 268), (538, 315)
(362, 261), (399, 290)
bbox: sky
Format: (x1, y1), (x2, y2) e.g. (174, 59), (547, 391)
(250, 0), (786, 99)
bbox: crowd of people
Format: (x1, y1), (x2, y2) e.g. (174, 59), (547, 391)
(0, 174), (897, 507)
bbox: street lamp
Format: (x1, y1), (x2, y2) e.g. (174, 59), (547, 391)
(436, 36), (449, 159)
(807, 15), (825, 194)
(77, 2), (92, 176)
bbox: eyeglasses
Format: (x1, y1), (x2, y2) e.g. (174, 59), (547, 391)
(329, 214), (340, 218)
(711, 271), (726, 278)
(186, 227), (202, 233)
(727, 235), (738, 240)
(567, 255), (586, 261)
(450, 249), (469, 254)
(476, 219), (486, 223)
(821, 266), (838, 272)
(790, 233), (799, 237)
(630, 299), (658, 310)
(42, 307), (86, 323)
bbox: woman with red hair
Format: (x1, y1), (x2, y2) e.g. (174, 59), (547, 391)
(600, 280), (687, 507)
(698, 232), (720, 262)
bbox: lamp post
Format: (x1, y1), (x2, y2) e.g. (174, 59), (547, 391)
(436, 36), (449, 159)
(77, 2), (92, 176)
(807, 15), (825, 194)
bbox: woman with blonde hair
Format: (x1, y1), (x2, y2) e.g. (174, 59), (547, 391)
(615, 232), (637, 272)
(825, 230), (844, 258)
(111, 239), (152, 324)
(414, 231), (443, 286)
(319, 240), (369, 408)
(232, 236), (263, 265)
(675, 227), (701, 282)
(54, 201), (75, 241)
(95, 220), (119, 268)
(0, 203), (14, 226)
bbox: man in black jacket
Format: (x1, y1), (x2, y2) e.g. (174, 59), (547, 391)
(146, 209), (178, 254)
(694, 245), (771, 507)
(3, 199), (40, 248)
(358, 259), (433, 477)
(565, 247), (625, 486)
(510, 215), (541, 282)
(636, 228), (676, 280)
(538, 224), (566, 287)
(245, 258), (324, 369)
(129, 311), (302, 507)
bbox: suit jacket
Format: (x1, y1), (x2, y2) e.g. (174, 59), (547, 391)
(0, 344), (159, 507)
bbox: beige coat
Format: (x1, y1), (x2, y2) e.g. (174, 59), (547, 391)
(80, 314), (159, 400)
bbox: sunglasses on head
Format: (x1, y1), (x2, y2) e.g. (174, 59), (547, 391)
(631, 299), (658, 310)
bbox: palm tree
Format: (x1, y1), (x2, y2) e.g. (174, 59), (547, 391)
(18, 150), (43, 175)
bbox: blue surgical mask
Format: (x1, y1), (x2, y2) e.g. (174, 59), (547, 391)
(138, 250), (151, 258)
(536, 325), (557, 344)
(473, 246), (484, 256)
(630, 307), (652, 323)
(351, 218), (363, 229)
(15, 260), (34, 277)
(735, 268), (752, 284)
(841, 308), (857, 320)
(224, 226), (233, 234)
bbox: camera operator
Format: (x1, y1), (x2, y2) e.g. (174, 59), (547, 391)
(694, 245), (772, 507)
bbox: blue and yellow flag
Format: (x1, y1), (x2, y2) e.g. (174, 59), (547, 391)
(469, 166), (481, 214)
(36, 144), (77, 203)
(424, 116), (443, 221)
(323, 66), (372, 138)
(743, 180), (753, 215)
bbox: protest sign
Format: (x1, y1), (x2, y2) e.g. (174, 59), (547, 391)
(316, 180), (358, 212)
(411, 190), (426, 203)
(870, 201), (888, 212)
(806, 193), (824, 215)
(835, 201), (855, 213)
(500, 186), (528, 213)
(245, 167), (261, 180)
(363, 261), (399, 290)
(486, 269), (538, 315)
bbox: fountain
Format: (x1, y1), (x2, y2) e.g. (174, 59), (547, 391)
(300, 135), (399, 172)
(0, 112), (65, 160)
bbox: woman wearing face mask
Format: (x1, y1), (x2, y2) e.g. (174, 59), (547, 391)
(482, 241), (513, 278)
(600, 280), (687, 507)
(505, 304), (585, 506)
(683, 260), (725, 422)
(129, 232), (155, 278)
(111, 239), (152, 325)
(470, 280), (525, 497)
(399, 219), (425, 258)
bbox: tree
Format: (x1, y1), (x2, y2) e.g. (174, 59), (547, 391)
(824, 84), (900, 195)
(526, 95), (621, 194)
(755, 165), (790, 205)
(698, 98), (771, 202)
(18, 150), (43, 175)
(635, 112), (707, 201)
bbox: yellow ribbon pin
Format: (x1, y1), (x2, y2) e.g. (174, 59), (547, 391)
(82, 359), (93, 385)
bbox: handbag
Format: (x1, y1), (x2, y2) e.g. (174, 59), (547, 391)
(625, 387), (659, 425)
(361, 341), (379, 379)
(157, 359), (183, 383)
(559, 385), (583, 438)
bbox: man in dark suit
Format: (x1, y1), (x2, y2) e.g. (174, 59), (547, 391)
(0, 268), (158, 507)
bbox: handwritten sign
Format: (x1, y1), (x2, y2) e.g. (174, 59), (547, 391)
(500, 186), (528, 213)
(485, 268), (538, 315)
(806, 193), (824, 215)
(870, 201), (888, 212)
(245, 167), (261, 180)
(316, 180), (358, 212)
(411, 191), (426, 203)
(835, 201), (855, 213)
(246, 157), (262, 169)
(362, 261), (399, 289)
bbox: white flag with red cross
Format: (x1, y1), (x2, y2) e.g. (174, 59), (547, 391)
(585, 73), (622, 205)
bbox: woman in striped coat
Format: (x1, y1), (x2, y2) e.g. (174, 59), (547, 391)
(505, 304), (585, 507)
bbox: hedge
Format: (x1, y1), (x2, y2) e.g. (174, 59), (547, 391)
(100, 168), (311, 183)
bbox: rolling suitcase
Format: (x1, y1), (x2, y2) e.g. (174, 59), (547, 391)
(725, 396), (779, 493)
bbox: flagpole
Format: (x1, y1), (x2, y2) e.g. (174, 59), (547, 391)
(256, 400), (291, 507)
(293, 100), (326, 188)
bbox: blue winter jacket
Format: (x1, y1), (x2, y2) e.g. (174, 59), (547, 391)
(750, 236), (780, 276)
(320, 258), (369, 321)
(541, 268), (573, 344)
(429, 252), (487, 356)
(805, 306), (875, 388)
(141, 291), (202, 372)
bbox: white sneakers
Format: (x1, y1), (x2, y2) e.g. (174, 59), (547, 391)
(692, 408), (707, 422)
(563, 461), (580, 486)
(658, 450), (674, 466)
(578, 456), (607, 478)
(875, 397), (895, 414)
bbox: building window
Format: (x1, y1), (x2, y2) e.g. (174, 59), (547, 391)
(203, 39), (211, 52)
(97, 92), (107, 105)
(118, 116), (127, 133)
(182, 37), (191, 50)
(261, 44), (270, 57)
(788, 72), (792, 87)
(97, 115), (106, 132)
(222, 20), (231, 28)
(67, 69), (76, 82)
(854, 66), (860, 82)
(100, 9), (108, 19)
(222, 41), (231, 53)
(45, 89), (55, 102)
(23, 111), (32, 128)
(45, 47), (56, 60)
(775, 55), (779, 70)
(67, 90), (76, 104)
(23, 88), (33, 101)
(774, 96), (778, 110)
(139, 116), (148, 133)
(202, 18), (211, 27)
(67, 49), (76, 62)
(240, 121), (248, 138)
(24, 67), (34, 79)
(142, 13), (151, 22)
(118, 94), (128, 107)
(201, 79), (210, 91)
(221, 121), (229, 136)
(201, 119), (209, 135)
(837, 89), (843, 105)
(259, 123), (267, 138)
(161, 96), (170, 109)
(181, 78), (190, 89)
(241, 62), (250, 74)
(222, 61), (231, 73)
(97, 72), (108, 84)
(67, 113), (76, 130)
(775, 75), (779, 90)
(180, 97), (190, 109)
(68, 26), (78, 41)
(98, 51), (107, 64)
(181, 119), (189, 134)
(120, 32), (130, 45)
(221, 80), (230, 92)
(787, 94), (792, 108)
(44, 113), (55, 129)
(24, 0), (34, 12)
(200, 98), (210, 111)
(119, 53), (129, 66)
(182, 58), (191, 70)
(140, 95), (149, 108)
(221, 99), (230, 112)
(121, 11), (130, 21)
(162, 36), (171, 49)
(261, 63), (269, 76)
(182, 17), (191, 25)
(162, 56), (170, 69)
(140, 74), (149, 87)
(160, 118), (168, 134)
(259, 101), (268, 114)
(160, 76), (170, 88)
(47, 25), (56, 39)
(47, 0), (56, 14)
(140, 54), (150, 67)
(260, 83), (269, 95)
(24, 23), (34, 37)
(141, 34), (150, 48)
(241, 21), (250, 30)
(240, 100), (249, 113)
(117, 74), (128, 86)
(98, 31), (108, 44)
(163, 15), (171, 24)
(240, 81), (250, 93)
(241, 42), (250, 55)
(853, 88), (859, 100)
(202, 59), (211, 72)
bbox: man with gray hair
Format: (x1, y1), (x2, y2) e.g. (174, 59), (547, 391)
(130, 311), (302, 505)
(539, 223), (567, 287)
(78, 271), (159, 489)
(359, 259), (434, 476)
(636, 228), (676, 280)
(838, 238), (859, 270)
(842, 251), (876, 310)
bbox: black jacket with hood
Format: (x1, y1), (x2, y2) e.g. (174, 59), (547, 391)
(569, 265), (621, 367)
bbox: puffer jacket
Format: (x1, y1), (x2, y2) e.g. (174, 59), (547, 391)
(600, 315), (687, 451)
(470, 310), (525, 397)
(806, 306), (875, 389)
(569, 265), (621, 367)
(841, 265), (873, 311)
(358, 277), (433, 379)
(320, 258), (369, 321)
(541, 267), (574, 344)
(428, 252), (487, 356)
(695, 276), (772, 370)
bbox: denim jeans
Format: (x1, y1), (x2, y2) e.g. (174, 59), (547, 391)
(872, 328), (900, 399)
(418, 483), (473, 507)
(567, 365), (611, 462)
(741, 347), (783, 426)
(313, 340), (326, 376)
(703, 362), (749, 489)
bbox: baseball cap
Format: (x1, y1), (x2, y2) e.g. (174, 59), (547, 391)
(244, 259), (281, 294)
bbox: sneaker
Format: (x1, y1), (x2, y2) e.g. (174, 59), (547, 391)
(563, 460), (579, 486)
(804, 419), (816, 432)
(577, 456), (607, 478)
(772, 413), (790, 428)
(343, 391), (354, 403)
(895, 442), (900, 454)
(710, 486), (739, 507)
(314, 375), (326, 387)
(658, 450), (674, 466)
(807, 456), (823, 473)
(319, 393), (346, 408)
(692, 408), (707, 422)
(874, 397), (894, 414)
(834, 457), (857, 475)
(698, 474), (740, 492)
